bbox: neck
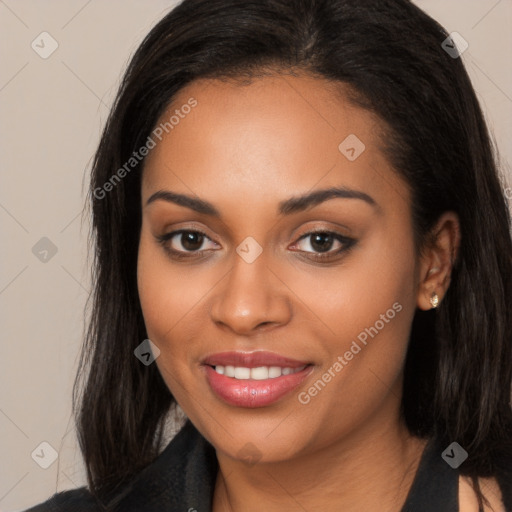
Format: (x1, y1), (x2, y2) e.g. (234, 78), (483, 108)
(212, 385), (428, 512)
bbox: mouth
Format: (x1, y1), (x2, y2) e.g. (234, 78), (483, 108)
(202, 351), (314, 408)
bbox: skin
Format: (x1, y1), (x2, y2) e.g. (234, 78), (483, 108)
(137, 73), (501, 511)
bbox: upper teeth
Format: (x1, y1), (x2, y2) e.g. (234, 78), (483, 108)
(214, 365), (306, 380)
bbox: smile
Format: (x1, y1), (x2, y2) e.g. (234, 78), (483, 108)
(212, 365), (307, 380)
(202, 351), (313, 408)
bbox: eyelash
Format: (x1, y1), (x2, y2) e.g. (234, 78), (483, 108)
(155, 229), (356, 262)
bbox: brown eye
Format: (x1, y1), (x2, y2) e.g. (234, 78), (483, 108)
(309, 233), (336, 253)
(156, 229), (218, 257)
(295, 232), (349, 254)
(179, 231), (205, 251)
(291, 231), (357, 261)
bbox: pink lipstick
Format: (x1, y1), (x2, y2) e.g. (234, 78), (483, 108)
(203, 351), (313, 408)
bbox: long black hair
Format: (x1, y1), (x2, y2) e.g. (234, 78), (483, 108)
(76, 0), (512, 507)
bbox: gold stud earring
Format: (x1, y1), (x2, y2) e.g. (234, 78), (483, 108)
(430, 292), (439, 309)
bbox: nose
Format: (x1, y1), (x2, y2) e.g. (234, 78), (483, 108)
(209, 253), (292, 336)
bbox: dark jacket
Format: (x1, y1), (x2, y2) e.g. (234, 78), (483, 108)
(25, 421), (511, 512)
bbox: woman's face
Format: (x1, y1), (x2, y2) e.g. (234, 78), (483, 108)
(138, 74), (421, 462)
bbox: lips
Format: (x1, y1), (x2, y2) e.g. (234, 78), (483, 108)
(202, 351), (313, 408)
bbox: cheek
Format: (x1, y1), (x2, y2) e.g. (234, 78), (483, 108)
(137, 237), (198, 404)
(288, 225), (416, 344)
(291, 220), (417, 407)
(340, 222), (417, 368)
(288, 242), (417, 445)
(136, 230), (217, 366)
(137, 232), (187, 348)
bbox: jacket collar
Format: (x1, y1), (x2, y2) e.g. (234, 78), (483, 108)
(105, 420), (217, 511)
(103, 421), (458, 512)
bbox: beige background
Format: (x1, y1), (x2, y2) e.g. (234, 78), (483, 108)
(1, 1), (511, 510)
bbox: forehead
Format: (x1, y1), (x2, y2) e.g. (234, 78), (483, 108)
(141, 73), (407, 210)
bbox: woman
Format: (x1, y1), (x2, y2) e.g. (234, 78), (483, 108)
(26, 0), (512, 510)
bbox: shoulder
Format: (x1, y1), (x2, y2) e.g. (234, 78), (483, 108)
(459, 476), (508, 512)
(24, 487), (103, 512)
(23, 421), (217, 512)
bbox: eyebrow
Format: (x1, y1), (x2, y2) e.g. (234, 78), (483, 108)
(145, 186), (378, 216)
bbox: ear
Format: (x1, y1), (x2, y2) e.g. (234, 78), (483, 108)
(416, 211), (461, 311)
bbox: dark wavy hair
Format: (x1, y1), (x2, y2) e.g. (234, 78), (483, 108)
(75, 0), (512, 507)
